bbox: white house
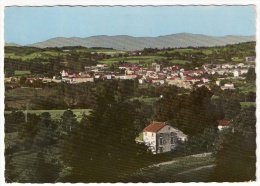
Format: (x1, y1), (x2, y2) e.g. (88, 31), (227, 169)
(221, 83), (235, 90)
(70, 77), (94, 83)
(143, 121), (188, 154)
(233, 70), (241, 77)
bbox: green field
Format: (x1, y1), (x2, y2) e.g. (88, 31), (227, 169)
(169, 59), (191, 64)
(5, 109), (92, 121)
(75, 48), (122, 53)
(131, 97), (159, 104)
(5, 51), (68, 60)
(157, 48), (214, 56)
(14, 70), (31, 76)
(240, 102), (256, 108)
(122, 155), (215, 182)
(5, 87), (55, 97)
(231, 57), (243, 62)
(100, 56), (166, 64)
(201, 49), (213, 55)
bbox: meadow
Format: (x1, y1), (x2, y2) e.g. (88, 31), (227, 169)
(122, 155), (215, 182)
(14, 70), (31, 76)
(4, 109), (92, 121)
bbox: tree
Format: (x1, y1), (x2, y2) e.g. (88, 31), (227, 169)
(246, 67), (256, 82)
(5, 111), (25, 133)
(59, 110), (79, 135)
(60, 95), (152, 182)
(20, 76), (27, 85)
(31, 152), (61, 183)
(186, 127), (218, 154)
(213, 106), (256, 181)
(223, 98), (241, 120)
(18, 113), (40, 140)
(33, 112), (58, 149)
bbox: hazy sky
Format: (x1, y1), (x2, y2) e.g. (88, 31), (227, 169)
(4, 6), (256, 45)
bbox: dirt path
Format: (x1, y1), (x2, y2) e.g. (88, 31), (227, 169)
(150, 160), (177, 167)
(149, 152), (213, 168)
(177, 164), (216, 175)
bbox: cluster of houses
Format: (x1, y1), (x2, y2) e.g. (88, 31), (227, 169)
(57, 60), (253, 90)
(5, 55), (255, 90)
(140, 120), (231, 154)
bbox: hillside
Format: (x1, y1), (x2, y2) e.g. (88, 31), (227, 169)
(26, 33), (255, 50)
(5, 42), (21, 47)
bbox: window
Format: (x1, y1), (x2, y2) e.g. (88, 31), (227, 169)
(145, 132), (147, 136)
(171, 137), (174, 144)
(159, 147), (163, 153)
(160, 133), (163, 137)
(152, 133), (154, 137)
(168, 127), (171, 130)
(159, 138), (163, 145)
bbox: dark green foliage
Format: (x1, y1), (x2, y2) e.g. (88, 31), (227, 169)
(33, 112), (58, 149)
(222, 98), (241, 120)
(29, 151), (61, 183)
(5, 112), (62, 183)
(153, 86), (217, 136)
(60, 89), (153, 182)
(186, 127), (218, 153)
(59, 110), (79, 135)
(5, 111), (25, 133)
(246, 67), (256, 82)
(18, 113), (40, 140)
(213, 106), (256, 182)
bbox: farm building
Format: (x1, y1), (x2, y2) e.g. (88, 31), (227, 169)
(217, 120), (231, 130)
(142, 121), (188, 154)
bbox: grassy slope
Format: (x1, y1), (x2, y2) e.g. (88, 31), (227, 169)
(14, 71), (31, 76)
(5, 48), (123, 61)
(122, 155), (215, 182)
(240, 102), (256, 108)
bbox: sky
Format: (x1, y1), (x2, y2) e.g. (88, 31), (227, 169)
(4, 6), (256, 45)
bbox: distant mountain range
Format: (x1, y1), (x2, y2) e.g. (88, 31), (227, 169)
(5, 33), (256, 50)
(5, 42), (21, 47)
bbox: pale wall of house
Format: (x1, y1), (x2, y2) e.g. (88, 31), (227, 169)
(143, 132), (156, 152)
(156, 126), (188, 153)
(72, 78), (94, 83)
(218, 126), (229, 130)
(156, 126), (179, 153)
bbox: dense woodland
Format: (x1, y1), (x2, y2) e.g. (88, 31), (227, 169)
(4, 42), (256, 182)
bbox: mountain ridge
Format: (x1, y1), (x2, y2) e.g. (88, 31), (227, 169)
(5, 33), (256, 50)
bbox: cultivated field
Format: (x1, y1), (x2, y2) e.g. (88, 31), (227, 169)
(4, 109), (92, 121)
(14, 70), (31, 76)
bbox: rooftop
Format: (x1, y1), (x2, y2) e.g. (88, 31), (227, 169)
(217, 120), (231, 126)
(143, 121), (167, 132)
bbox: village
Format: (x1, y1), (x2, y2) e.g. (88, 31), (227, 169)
(5, 55), (255, 92)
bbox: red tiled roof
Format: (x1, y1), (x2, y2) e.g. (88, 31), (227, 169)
(143, 121), (166, 132)
(217, 120), (231, 126)
(147, 68), (154, 71)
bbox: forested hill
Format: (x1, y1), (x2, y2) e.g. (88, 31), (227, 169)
(6, 33), (255, 50)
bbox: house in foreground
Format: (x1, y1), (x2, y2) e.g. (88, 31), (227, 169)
(143, 121), (188, 154)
